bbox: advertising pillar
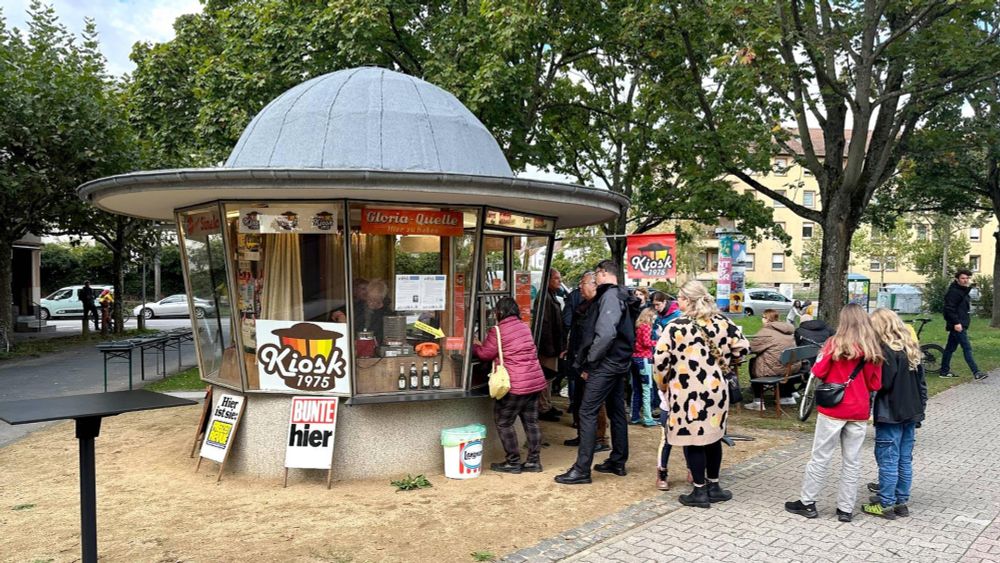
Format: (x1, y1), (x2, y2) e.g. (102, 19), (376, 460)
(728, 235), (747, 314)
(716, 231), (734, 311)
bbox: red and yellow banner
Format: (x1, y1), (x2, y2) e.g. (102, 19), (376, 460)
(626, 233), (677, 280)
(361, 208), (463, 236)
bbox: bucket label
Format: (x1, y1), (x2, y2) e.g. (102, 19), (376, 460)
(459, 439), (483, 474)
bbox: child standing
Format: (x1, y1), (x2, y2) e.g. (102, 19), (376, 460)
(785, 303), (883, 522)
(863, 308), (927, 519)
(630, 308), (658, 427)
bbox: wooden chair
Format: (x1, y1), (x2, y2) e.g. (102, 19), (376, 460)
(748, 345), (819, 417)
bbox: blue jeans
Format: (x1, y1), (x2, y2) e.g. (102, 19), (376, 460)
(874, 422), (916, 506)
(940, 329), (979, 374)
(629, 358), (655, 425)
(658, 408), (672, 469)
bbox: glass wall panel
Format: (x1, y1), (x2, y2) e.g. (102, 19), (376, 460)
(223, 202), (349, 394)
(348, 204), (478, 395)
(178, 206), (233, 387)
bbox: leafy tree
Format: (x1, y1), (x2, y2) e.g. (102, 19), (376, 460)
(852, 219), (913, 287)
(908, 216), (975, 279)
(550, 228), (608, 287)
(0, 3), (133, 345)
(794, 236), (823, 283)
(633, 1), (1000, 322)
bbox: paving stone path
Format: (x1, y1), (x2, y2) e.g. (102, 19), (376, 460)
(506, 373), (1000, 562)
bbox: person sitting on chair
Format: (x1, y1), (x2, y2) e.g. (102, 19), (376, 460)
(747, 309), (801, 411)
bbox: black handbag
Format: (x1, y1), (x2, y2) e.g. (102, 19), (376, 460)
(814, 359), (865, 408)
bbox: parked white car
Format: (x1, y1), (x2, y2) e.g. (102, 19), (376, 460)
(133, 294), (215, 319)
(39, 285), (113, 320)
(742, 288), (795, 316)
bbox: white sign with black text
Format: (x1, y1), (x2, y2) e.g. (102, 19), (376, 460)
(199, 393), (245, 464)
(285, 396), (339, 469)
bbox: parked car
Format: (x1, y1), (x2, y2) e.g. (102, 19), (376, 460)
(39, 285), (113, 320)
(133, 294), (215, 319)
(742, 288), (794, 316)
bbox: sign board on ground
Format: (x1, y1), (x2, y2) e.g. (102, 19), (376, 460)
(284, 396), (339, 469)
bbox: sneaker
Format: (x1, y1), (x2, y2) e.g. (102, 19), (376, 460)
(974, 371), (989, 380)
(862, 502), (897, 520)
(491, 461), (522, 474)
(642, 420), (659, 427)
(791, 392), (801, 401)
(563, 437), (580, 447)
(593, 443), (611, 453)
(836, 509), (853, 522)
(867, 481), (880, 493)
(894, 504), (910, 517)
(629, 419), (642, 425)
(940, 372), (959, 378)
(744, 400), (765, 411)
(779, 397), (797, 406)
(785, 500), (818, 519)
(559, 387), (570, 398)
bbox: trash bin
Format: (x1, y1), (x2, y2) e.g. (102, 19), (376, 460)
(440, 424), (486, 479)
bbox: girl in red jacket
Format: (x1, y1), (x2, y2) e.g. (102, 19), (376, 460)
(474, 297), (548, 474)
(785, 303), (883, 522)
(631, 308), (658, 427)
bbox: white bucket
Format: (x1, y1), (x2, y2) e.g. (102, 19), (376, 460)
(441, 424), (485, 479)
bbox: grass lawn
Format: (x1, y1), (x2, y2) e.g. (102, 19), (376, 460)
(146, 365), (205, 392)
(727, 313), (997, 433)
(0, 328), (159, 362)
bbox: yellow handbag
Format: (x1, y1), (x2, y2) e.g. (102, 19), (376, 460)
(488, 326), (511, 400)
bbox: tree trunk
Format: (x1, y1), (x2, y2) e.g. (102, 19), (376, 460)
(818, 213), (855, 326)
(992, 229), (1000, 328)
(608, 236), (627, 287)
(0, 242), (13, 351)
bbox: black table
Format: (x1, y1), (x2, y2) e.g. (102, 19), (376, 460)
(0, 390), (196, 563)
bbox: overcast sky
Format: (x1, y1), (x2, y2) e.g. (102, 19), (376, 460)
(3, 0), (203, 77)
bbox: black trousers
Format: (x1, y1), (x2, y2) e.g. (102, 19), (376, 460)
(683, 440), (723, 485)
(82, 303), (99, 329)
(572, 366), (629, 473)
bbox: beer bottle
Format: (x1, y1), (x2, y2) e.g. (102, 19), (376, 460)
(432, 362), (441, 389)
(421, 361), (431, 389)
(397, 365), (407, 391)
(409, 362), (419, 390)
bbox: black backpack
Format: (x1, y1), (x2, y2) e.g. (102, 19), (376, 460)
(617, 289), (643, 347)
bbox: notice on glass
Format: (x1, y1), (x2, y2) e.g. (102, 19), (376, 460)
(395, 275), (447, 311)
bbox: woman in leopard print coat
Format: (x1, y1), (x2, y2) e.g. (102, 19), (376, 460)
(654, 280), (749, 508)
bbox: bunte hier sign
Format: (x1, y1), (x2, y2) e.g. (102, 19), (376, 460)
(285, 397), (339, 469)
(626, 233), (677, 280)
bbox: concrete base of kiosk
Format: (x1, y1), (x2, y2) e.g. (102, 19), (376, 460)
(219, 387), (504, 482)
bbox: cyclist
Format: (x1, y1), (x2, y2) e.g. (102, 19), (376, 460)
(940, 269), (988, 381)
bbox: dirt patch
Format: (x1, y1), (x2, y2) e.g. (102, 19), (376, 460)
(0, 402), (792, 563)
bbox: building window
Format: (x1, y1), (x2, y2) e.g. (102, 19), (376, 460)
(885, 258), (897, 272)
(970, 255), (981, 272)
(970, 227), (981, 242)
(773, 158), (788, 176)
(773, 190), (786, 207)
(744, 253), (755, 271)
(870, 259), (881, 272)
(916, 224), (928, 241)
(803, 191), (816, 208)
(771, 253), (784, 271)
(802, 222), (814, 239)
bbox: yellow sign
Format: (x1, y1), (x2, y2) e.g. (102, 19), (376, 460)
(413, 321), (444, 339)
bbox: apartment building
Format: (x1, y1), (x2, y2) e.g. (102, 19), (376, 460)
(693, 133), (997, 291)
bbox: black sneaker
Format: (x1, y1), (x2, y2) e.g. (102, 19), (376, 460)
(491, 461), (522, 474)
(940, 372), (959, 379)
(837, 509), (853, 522)
(894, 504), (910, 517)
(520, 461), (543, 473)
(974, 371), (989, 380)
(593, 443), (611, 453)
(563, 437), (580, 447)
(785, 500), (818, 519)
(867, 481), (880, 493)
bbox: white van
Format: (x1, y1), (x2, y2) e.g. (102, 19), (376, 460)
(39, 285), (112, 320)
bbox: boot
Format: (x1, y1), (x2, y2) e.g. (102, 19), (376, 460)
(707, 482), (733, 503)
(656, 469), (669, 491)
(678, 485), (710, 508)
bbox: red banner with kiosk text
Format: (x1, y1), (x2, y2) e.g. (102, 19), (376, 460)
(361, 208), (463, 236)
(626, 233), (677, 280)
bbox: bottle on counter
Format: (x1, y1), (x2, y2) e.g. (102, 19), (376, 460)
(409, 362), (419, 390)
(421, 361), (431, 389)
(431, 362), (441, 389)
(398, 365), (407, 391)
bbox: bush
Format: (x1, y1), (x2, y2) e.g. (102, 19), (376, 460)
(922, 274), (951, 313)
(975, 274), (993, 319)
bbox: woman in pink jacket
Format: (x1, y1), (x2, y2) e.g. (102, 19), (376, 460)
(474, 297), (549, 474)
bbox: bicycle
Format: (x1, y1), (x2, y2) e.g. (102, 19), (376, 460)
(797, 336), (824, 422)
(905, 317), (944, 375)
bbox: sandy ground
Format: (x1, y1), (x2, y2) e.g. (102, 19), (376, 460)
(0, 402), (792, 563)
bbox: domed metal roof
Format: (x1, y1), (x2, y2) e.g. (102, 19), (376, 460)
(224, 67), (513, 177)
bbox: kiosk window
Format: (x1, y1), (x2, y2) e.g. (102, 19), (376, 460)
(221, 202), (349, 394)
(348, 204), (478, 395)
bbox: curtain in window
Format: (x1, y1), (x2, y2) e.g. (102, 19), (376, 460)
(262, 234), (303, 320)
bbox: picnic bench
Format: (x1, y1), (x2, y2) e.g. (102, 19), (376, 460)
(95, 329), (194, 391)
(748, 344), (819, 417)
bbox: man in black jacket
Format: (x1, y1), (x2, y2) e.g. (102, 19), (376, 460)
(78, 282), (99, 331)
(555, 260), (633, 485)
(940, 269), (988, 380)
